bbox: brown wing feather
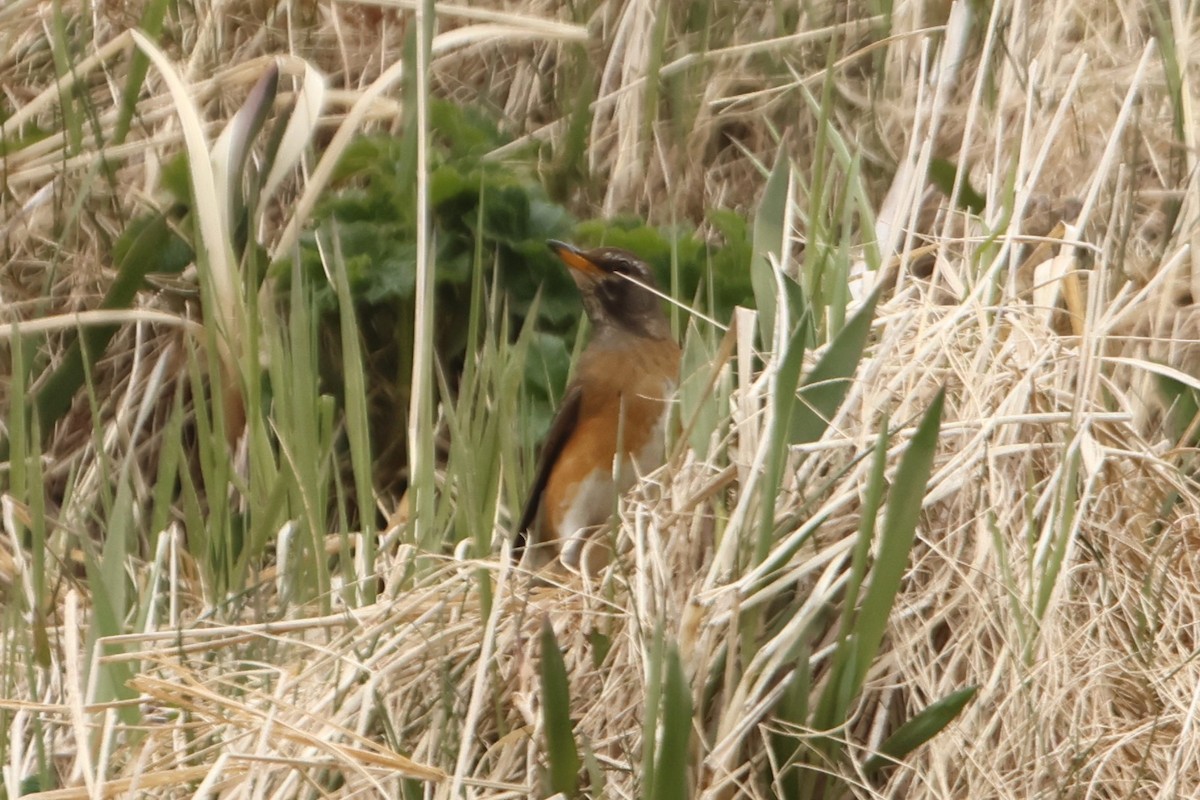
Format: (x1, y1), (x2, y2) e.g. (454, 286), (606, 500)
(513, 382), (583, 557)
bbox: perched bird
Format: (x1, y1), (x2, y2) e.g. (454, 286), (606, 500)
(515, 240), (681, 573)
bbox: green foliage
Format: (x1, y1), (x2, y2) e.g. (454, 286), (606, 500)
(789, 287), (881, 446)
(540, 619), (582, 797)
(929, 157), (987, 214)
(729, 166), (967, 790)
(851, 389), (945, 687)
(294, 103), (579, 325)
(770, 390), (969, 798)
(750, 153), (791, 346)
(575, 213), (756, 327)
(1158, 374), (1200, 448)
(21, 204), (192, 450)
(862, 685), (978, 776)
(287, 100), (757, 493)
(649, 645), (694, 800)
(640, 626), (695, 800)
(24, 54), (355, 607)
(295, 102), (756, 330)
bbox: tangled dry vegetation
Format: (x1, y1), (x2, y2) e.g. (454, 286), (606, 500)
(3, 0), (1200, 798)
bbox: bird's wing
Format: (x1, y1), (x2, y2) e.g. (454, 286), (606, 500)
(513, 382), (582, 556)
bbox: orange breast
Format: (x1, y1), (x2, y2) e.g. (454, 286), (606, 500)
(540, 338), (680, 543)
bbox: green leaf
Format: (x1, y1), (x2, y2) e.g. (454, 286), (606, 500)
(756, 319), (809, 562)
(863, 685), (977, 774)
(528, 196), (573, 238)
(708, 208), (747, 242)
(929, 157), (986, 214)
(813, 419), (890, 731)
(650, 646), (693, 800)
(789, 286), (882, 445)
(112, 211), (194, 275)
(112, 0), (171, 145)
(1157, 373), (1200, 445)
(640, 626), (666, 796)
(32, 206), (192, 440)
(853, 388), (945, 687)
(587, 630), (613, 669)
(540, 619), (581, 797)
(160, 151), (192, 202)
(428, 164), (471, 206)
(770, 642), (811, 800)
(429, 98), (508, 155)
(751, 154), (791, 346)
(678, 320), (723, 456)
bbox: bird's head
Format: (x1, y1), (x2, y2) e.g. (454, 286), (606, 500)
(547, 240), (671, 340)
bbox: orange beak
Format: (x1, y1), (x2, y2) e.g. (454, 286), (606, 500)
(548, 240), (604, 277)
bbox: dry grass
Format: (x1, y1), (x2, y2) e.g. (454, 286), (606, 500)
(4, 0), (1200, 798)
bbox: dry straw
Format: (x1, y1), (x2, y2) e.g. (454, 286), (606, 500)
(3, 0), (1200, 798)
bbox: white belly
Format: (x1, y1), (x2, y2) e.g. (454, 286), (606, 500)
(558, 390), (672, 570)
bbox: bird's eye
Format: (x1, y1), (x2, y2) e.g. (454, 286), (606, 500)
(608, 258), (637, 277)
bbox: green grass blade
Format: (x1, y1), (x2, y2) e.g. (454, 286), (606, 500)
(131, 29), (243, 400)
(640, 625), (665, 798)
(841, 418), (889, 637)
(328, 230), (377, 605)
(770, 640), (810, 800)
(83, 451), (137, 715)
(678, 319), (730, 457)
(47, 0), (82, 152)
(650, 645), (693, 800)
(540, 619), (580, 796)
(112, 0), (171, 145)
(863, 685), (978, 775)
(30, 211), (187, 445)
(1034, 446), (1080, 625)
(853, 388), (945, 687)
(789, 285), (881, 445)
(756, 321), (808, 563)
(6, 323), (29, 509)
(814, 419), (889, 730)
(751, 155), (790, 346)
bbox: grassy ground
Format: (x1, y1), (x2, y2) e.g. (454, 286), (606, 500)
(3, 0), (1200, 798)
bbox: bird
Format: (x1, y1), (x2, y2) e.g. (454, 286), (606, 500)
(515, 240), (682, 574)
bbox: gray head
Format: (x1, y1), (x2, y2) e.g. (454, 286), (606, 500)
(547, 240), (671, 340)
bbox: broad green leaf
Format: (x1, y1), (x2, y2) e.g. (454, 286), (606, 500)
(756, 319), (809, 563)
(540, 619), (580, 796)
(814, 419), (889, 729)
(929, 157), (987, 214)
(650, 646), (693, 800)
(770, 641), (811, 800)
(789, 286), (881, 445)
(112, 0), (171, 145)
(854, 388), (945, 686)
(32, 208), (189, 439)
(751, 154), (790, 346)
(863, 685), (978, 774)
(587, 630), (613, 670)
